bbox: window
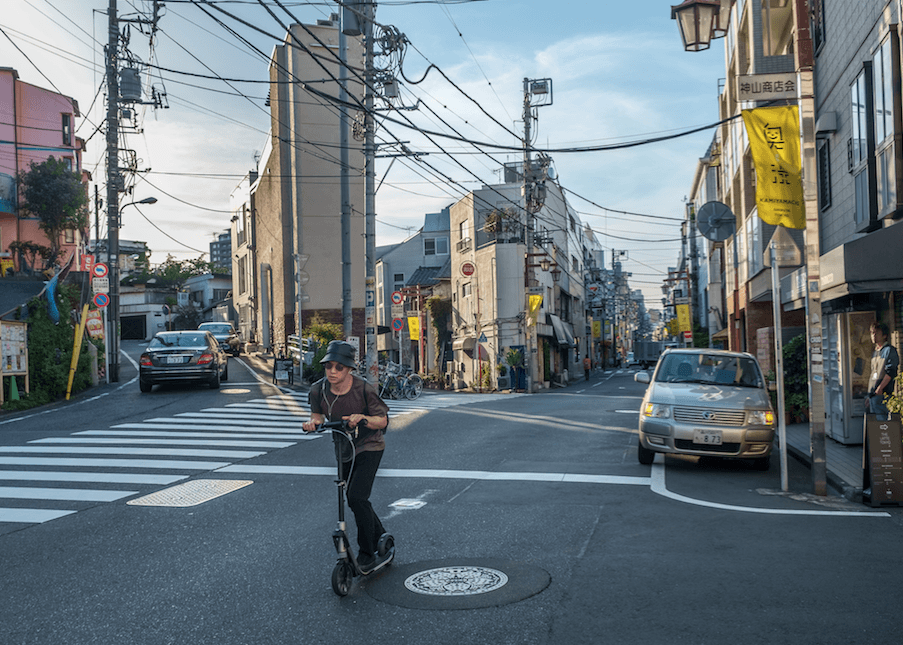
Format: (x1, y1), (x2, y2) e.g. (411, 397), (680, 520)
(874, 37), (898, 218)
(850, 65), (874, 230)
(393, 272), (404, 293)
(817, 140), (831, 211)
(424, 236), (449, 256)
(62, 114), (71, 146)
(809, 0), (825, 54)
(459, 219), (470, 241)
(761, 0), (793, 57)
(64, 229), (75, 244)
(462, 282), (471, 298)
(851, 69), (869, 168)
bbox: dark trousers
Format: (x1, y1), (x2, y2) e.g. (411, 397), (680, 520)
(341, 449), (385, 556)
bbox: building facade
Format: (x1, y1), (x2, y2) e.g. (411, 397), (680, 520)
(0, 67), (87, 273)
(246, 16), (365, 352)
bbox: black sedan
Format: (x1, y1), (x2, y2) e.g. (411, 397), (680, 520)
(139, 331), (229, 393)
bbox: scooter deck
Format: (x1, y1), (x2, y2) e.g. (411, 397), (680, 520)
(358, 547), (395, 576)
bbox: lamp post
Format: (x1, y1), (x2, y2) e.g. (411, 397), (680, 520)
(108, 196), (157, 382)
(671, 0), (721, 52)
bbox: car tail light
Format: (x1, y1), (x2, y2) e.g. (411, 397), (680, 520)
(139, 353), (153, 367)
(198, 353), (214, 365)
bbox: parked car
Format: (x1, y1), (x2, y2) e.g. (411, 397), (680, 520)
(139, 331), (229, 392)
(198, 322), (242, 356)
(634, 348), (776, 470)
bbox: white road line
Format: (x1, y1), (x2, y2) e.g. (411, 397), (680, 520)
(0, 508), (76, 523)
(0, 457), (231, 470)
(143, 417), (303, 428)
(218, 464), (651, 486)
(75, 430), (313, 440)
(649, 459), (890, 517)
(0, 446), (264, 459)
(0, 487), (137, 502)
(110, 422), (298, 433)
(0, 471), (187, 485)
(30, 438), (295, 449)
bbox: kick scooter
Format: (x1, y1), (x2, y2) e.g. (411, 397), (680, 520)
(313, 419), (396, 596)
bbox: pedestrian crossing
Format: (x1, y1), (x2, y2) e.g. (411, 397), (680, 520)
(0, 389), (525, 525)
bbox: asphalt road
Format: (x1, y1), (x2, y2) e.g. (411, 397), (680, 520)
(1, 345), (901, 644)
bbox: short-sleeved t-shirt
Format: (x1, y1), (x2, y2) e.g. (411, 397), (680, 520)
(869, 343), (900, 393)
(309, 375), (389, 456)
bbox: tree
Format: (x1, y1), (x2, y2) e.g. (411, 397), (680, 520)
(17, 157), (88, 266)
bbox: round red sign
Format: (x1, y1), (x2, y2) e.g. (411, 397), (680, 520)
(460, 262), (476, 277)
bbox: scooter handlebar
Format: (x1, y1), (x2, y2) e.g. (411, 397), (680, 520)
(312, 418), (368, 436)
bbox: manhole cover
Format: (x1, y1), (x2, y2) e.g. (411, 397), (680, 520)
(127, 479), (252, 507)
(365, 558), (550, 610)
(404, 566), (508, 596)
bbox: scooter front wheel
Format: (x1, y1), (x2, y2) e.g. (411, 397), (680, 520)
(331, 560), (354, 596)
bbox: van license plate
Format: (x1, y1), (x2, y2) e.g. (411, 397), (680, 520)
(693, 430), (722, 445)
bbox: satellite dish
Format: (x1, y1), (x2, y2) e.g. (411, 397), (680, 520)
(696, 201), (735, 242)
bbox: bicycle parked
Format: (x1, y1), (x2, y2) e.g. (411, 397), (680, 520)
(378, 362), (423, 400)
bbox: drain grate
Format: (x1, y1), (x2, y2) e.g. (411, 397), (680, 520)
(127, 479), (253, 507)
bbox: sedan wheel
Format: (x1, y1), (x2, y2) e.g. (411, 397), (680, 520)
(209, 369), (221, 390)
(222, 361), (229, 382)
(139, 379), (152, 393)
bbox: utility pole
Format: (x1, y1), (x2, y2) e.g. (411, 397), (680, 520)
(794, 0), (827, 495)
(363, 0), (378, 384)
(339, 25), (352, 340)
(522, 78), (536, 392)
(106, 0), (121, 382)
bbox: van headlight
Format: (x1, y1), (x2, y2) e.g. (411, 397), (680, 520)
(747, 410), (775, 426)
(643, 403), (671, 419)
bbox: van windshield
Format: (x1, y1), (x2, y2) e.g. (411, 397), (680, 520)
(655, 353), (763, 388)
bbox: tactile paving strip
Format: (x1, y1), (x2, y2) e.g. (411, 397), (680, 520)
(127, 479), (253, 507)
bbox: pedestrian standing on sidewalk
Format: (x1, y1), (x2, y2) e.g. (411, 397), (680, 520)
(866, 322), (899, 421)
(583, 355), (591, 381)
(302, 340), (390, 571)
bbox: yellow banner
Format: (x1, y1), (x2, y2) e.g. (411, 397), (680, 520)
(741, 106), (805, 229)
(527, 294), (543, 326)
(592, 320), (601, 338)
(676, 304), (691, 333)
(407, 316), (420, 341)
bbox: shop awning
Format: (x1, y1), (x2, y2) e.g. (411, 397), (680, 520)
(451, 335), (488, 359)
(548, 314), (576, 348)
(711, 327), (729, 340)
(820, 223), (903, 301)
(452, 336), (475, 352)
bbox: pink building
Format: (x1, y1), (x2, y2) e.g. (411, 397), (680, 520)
(0, 67), (87, 273)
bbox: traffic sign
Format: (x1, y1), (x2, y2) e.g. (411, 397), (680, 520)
(93, 293), (109, 308)
(92, 263), (108, 278)
(92, 277), (109, 293)
(460, 261), (476, 277)
(391, 304), (405, 318)
(391, 291), (403, 305)
(392, 318), (404, 331)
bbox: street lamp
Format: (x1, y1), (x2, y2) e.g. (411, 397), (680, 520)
(108, 195), (157, 383)
(671, 0), (721, 52)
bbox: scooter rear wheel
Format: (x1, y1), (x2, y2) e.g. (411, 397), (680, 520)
(377, 533), (395, 559)
(331, 560), (354, 596)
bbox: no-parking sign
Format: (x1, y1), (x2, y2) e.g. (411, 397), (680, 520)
(392, 318), (404, 331)
(93, 293), (110, 308)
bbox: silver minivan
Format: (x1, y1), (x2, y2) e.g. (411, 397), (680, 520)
(634, 348), (776, 470)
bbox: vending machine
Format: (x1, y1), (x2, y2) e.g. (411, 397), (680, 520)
(823, 311), (875, 444)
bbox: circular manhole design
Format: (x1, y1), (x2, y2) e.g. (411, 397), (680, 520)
(365, 558), (551, 610)
(404, 566), (509, 596)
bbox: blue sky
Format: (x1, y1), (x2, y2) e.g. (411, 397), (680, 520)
(1, 0), (726, 304)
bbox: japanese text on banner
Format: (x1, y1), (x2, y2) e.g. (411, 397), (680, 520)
(741, 106), (805, 229)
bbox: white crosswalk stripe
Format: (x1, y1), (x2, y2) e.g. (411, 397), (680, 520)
(0, 389), (525, 525)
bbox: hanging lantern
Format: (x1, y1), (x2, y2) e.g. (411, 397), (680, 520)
(671, 0), (722, 52)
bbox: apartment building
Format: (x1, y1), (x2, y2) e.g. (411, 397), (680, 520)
(0, 67), (86, 273)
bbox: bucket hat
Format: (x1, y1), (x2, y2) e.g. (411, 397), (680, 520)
(320, 340), (356, 368)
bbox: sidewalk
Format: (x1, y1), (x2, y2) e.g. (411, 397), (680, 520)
(784, 422), (864, 501)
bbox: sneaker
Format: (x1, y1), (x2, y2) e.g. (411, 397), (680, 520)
(357, 552), (376, 572)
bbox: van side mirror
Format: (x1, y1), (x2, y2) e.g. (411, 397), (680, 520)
(635, 372), (650, 384)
